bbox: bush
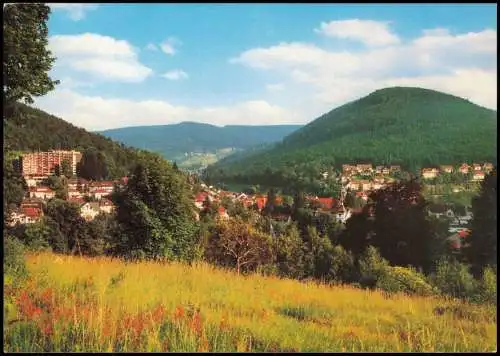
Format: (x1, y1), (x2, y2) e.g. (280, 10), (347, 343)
(4, 236), (28, 283)
(22, 220), (52, 252)
(376, 266), (438, 297)
(329, 245), (358, 283)
(358, 246), (389, 288)
(475, 266), (497, 305)
(429, 257), (478, 300)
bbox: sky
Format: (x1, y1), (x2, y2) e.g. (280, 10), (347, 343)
(33, 4), (497, 131)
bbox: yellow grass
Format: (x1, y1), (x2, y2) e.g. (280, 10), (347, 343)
(4, 252), (497, 352)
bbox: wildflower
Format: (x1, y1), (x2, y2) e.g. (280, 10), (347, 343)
(151, 304), (166, 324)
(40, 317), (53, 337)
(162, 339), (169, 352)
(198, 333), (209, 352)
(190, 310), (202, 336)
(174, 305), (185, 321)
(219, 316), (229, 331)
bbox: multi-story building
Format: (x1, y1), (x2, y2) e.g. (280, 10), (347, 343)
(21, 150), (82, 177)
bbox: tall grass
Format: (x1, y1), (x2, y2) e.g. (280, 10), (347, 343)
(4, 252), (497, 352)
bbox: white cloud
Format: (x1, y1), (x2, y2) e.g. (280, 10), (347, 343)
(162, 70), (189, 81)
(145, 43), (159, 51)
(160, 37), (181, 55)
(49, 33), (153, 82)
(266, 83), (284, 92)
(314, 19), (400, 47)
(34, 89), (302, 131)
(49, 4), (98, 21)
(232, 26), (497, 111)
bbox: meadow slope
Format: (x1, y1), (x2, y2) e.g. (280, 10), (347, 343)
(4, 253), (497, 352)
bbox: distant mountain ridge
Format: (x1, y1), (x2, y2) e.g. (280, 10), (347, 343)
(98, 122), (302, 168)
(206, 87), (497, 183)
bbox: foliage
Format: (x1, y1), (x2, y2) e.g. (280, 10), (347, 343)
(465, 168), (497, 276)
(20, 219), (52, 252)
(204, 217), (274, 274)
(429, 257), (478, 300)
(3, 235), (28, 283)
(3, 3), (59, 105)
(207, 87), (497, 186)
(340, 180), (438, 272)
(357, 246), (390, 288)
(275, 223), (306, 279)
(375, 266), (438, 297)
(77, 147), (109, 181)
(3, 156), (27, 228)
(476, 266), (497, 305)
(45, 199), (87, 255)
(111, 153), (198, 261)
(46, 176), (68, 200)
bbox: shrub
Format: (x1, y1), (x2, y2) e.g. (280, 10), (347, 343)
(429, 257), (478, 300)
(476, 266), (497, 305)
(329, 245), (358, 283)
(358, 246), (389, 288)
(22, 220), (52, 252)
(376, 266), (438, 297)
(4, 236), (28, 283)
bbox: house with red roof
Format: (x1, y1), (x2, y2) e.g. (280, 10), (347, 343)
(194, 192), (210, 209)
(68, 188), (83, 198)
(217, 206), (229, 219)
(68, 197), (86, 206)
(68, 178), (89, 191)
(29, 186), (56, 200)
(254, 196), (268, 210)
(356, 191), (369, 201)
(472, 171), (485, 181)
(459, 163), (470, 174)
(9, 206), (43, 226)
(317, 197), (335, 210)
(448, 229), (470, 250)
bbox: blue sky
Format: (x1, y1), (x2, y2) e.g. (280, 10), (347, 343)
(36, 4), (497, 130)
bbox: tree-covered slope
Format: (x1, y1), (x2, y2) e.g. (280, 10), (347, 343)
(3, 103), (144, 179)
(208, 87), (497, 181)
(98, 122), (302, 161)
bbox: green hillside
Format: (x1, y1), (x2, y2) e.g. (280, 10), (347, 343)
(98, 122), (302, 167)
(207, 87), (497, 184)
(3, 103), (146, 179)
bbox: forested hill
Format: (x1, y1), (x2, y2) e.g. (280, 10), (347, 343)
(3, 103), (146, 179)
(206, 87), (497, 182)
(98, 122), (302, 161)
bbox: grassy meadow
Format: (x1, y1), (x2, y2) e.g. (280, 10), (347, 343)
(4, 252), (497, 352)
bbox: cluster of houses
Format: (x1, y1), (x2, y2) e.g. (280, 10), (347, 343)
(332, 164), (402, 193)
(8, 177), (128, 227)
(193, 183), (354, 223)
(421, 163), (493, 181)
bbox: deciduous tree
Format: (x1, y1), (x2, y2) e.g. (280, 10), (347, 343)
(3, 4), (59, 106)
(465, 168), (497, 276)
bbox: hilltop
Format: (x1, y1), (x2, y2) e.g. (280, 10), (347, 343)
(207, 87), (497, 184)
(4, 103), (149, 179)
(98, 122), (302, 169)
